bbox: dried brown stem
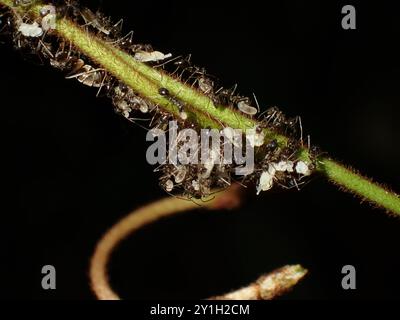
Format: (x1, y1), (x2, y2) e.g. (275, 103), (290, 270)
(89, 185), (306, 300)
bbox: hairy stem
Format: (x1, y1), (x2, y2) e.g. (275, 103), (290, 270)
(1, 0), (399, 215)
(317, 158), (400, 215)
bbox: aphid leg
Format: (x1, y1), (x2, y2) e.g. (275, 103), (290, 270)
(96, 72), (108, 97)
(109, 30), (133, 46)
(110, 18), (123, 35)
(38, 38), (54, 58)
(252, 93), (261, 113)
(299, 116), (303, 144)
(154, 55), (181, 69)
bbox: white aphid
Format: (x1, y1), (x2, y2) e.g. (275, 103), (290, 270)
(18, 22), (43, 37)
(257, 165), (276, 194)
(131, 97), (148, 113)
(40, 5), (57, 31)
(134, 50), (172, 62)
(165, 179), (174, 192)
(237, 101), (258, 116)
(179, 111), (188, 120)
(115, 100), (131, 118)
(174, 166), (187, 184)
(139, 103), (149, 113)
(192, 179), (200, 191)
(247, 127), (265, 147)
(295, 161), (311, 176)
(272, 161), (294, 173)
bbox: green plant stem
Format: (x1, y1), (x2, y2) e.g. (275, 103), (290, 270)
(317, 158), (400, 215)
(1, 0), (399, 215)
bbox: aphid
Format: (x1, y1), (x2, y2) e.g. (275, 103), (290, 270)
(198, 76), (214, 95)
(174, 166), (187, 184)
(257, 164), (276, 194)
(237, 100), (258, 116)
(18, 21), (43, 37)
(80, 8), (112, 35)
(114, 99), (131, 118)
(271, 161), (294, 173)
(164, 179), (174, 192)
(191, 179), (200, 192)
(130, 96), (149, 114)
(295, 161), (311, 176)
(40, 4), (57, 31)
(134, 50), (172, 63)
(247, 126), (265, 147)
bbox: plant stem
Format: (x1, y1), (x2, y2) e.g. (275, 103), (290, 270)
(1, 0), (399, 216)
(317, 158), (400, 215)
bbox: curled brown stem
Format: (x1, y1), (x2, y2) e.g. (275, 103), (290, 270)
(89, 185), (307, 300)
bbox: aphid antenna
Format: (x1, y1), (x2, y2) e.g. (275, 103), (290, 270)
(298, 116), (303, 145)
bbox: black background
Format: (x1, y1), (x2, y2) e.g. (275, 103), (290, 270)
(2, 0), (399, 299)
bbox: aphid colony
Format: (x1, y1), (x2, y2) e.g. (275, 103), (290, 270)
(2, 0), (319, 199)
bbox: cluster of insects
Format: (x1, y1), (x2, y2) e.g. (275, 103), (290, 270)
(1, 0), (320, 199)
